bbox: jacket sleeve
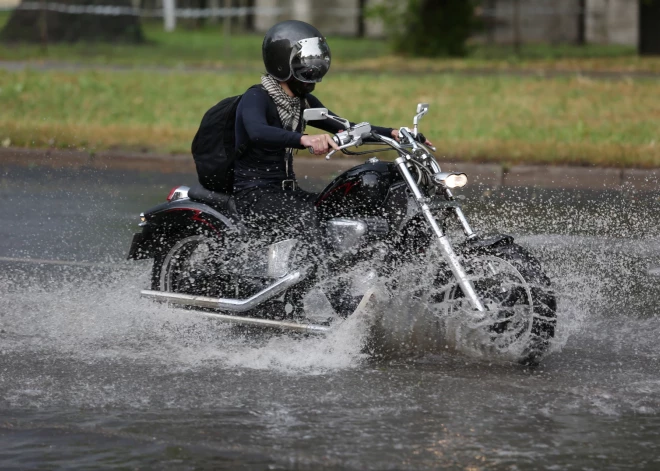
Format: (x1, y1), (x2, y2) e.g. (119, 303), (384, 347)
(305, 94), (394, 138)
(239, 88), (305, 149)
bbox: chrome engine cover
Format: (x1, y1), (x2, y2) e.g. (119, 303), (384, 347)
(326, 218), (368, 253)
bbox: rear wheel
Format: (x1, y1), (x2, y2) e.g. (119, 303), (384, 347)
(151, 235), (228, 296)
(150, 234), (299, 320)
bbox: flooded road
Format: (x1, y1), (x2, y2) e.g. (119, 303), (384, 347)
(1, 163), (660, 470)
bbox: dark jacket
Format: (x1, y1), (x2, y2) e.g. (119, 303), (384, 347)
(233, 86), (393, 192)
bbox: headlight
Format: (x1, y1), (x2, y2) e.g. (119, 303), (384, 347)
(433, 172), (468, 189)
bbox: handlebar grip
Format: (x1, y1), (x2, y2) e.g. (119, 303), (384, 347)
(307, 146), (315, 154)
(415, 132), (437, 151)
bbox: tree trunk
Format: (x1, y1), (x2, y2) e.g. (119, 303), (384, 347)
(577, 0), (586, 46)
(357, 0), (367, 38)
(1, 0), (144, 43)
(512, 0), (521, 54)
(640, 0), (660, 55)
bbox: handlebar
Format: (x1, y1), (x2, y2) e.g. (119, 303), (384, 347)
(307, 135), (342, 159)
(305, 125), (435, 160)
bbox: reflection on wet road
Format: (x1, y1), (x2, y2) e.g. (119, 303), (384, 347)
(1, 163), (659, 470)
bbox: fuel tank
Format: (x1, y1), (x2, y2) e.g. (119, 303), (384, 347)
(315, 160), (401, 219)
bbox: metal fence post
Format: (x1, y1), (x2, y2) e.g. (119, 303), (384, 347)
(223, 0), (231, 58)
(163, 0), (176, 31)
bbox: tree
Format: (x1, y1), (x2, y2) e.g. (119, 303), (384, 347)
(1, 0), (144, 43)
(370, 0), (477, 57)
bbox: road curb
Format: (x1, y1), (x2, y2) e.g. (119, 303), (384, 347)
(3, 60), (660, 80)
(1, 147), (658, 192)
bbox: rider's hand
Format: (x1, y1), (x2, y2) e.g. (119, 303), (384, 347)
(301, 134), (340, 156)
(391, 129), (434, 147)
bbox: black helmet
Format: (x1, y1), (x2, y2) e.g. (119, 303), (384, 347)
(262, 20), (331, 83)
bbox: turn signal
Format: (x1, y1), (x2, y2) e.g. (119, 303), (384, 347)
(166, 186), (179, 202)
(166, 186), (190, 202)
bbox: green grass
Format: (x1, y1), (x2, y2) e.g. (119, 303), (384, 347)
(2, 68), (659, 168)
(0, 16), (388, 67)
(1, 13), (660, 72)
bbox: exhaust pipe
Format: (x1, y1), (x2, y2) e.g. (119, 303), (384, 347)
(142, 271), (302, 312)
(172, 309), (330, 334)
(141, 271), (330, 334)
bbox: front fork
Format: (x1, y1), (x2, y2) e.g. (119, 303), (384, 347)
(395, 157), (486, 312)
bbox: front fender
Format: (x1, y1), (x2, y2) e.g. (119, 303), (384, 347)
(126, 199), (241, 260)
(459, 234), (515, 254)
(395, 191), (460, 232)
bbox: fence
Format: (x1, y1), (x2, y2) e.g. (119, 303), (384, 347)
(478, 0), (638, 48)
(0, 0), (640, 47)
(0, 1), (367, 35)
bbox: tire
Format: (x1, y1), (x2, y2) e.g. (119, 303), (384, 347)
(151, 234), (227, 296)
(443, 242), (557, 364)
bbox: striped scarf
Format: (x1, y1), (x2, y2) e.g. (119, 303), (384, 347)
(261, 74), (303, 133)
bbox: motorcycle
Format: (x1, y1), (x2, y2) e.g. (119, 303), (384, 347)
(128, 103), (557, 363)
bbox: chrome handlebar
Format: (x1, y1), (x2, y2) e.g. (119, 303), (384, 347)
(302, 104), (435, 160)
(309, 123), (373, 160)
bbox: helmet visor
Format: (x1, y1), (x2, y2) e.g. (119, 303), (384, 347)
(290, 37), (331, 83)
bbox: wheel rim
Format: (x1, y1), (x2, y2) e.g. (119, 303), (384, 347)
(438, 255), (537, 358)
(160, 235), (223, 296)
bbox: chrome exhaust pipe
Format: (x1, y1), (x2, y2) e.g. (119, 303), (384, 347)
(141, 270), (330, 334)
(140, 272), (330, 334)
(141, 271), (302, 312)
(175, 310), (331, 334)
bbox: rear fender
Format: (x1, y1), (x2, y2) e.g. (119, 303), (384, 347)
(127, 200), (241, 260)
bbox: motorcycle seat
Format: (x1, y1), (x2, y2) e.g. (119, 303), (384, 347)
(188, 185), (240, 220)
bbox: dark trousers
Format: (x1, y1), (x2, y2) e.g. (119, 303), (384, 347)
(234, 186), (320, 243)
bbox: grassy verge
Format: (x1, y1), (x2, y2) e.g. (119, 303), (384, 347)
(1, 15), (659, 73)
(1, 68), (658, 168)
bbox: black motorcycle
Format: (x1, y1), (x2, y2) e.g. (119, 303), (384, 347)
(128, 104), (557, 363)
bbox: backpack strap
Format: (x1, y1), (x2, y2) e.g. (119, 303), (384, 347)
(235, 84), (266, 160)
(300, 98), (308, 132)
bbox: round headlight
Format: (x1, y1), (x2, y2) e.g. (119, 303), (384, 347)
(433, 172), (468, 189)
(445, 173), (468, 188)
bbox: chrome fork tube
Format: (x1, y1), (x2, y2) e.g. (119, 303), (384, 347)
(395, 157), (485, 312)
(444, 189), (476, 239)
(455, 207), (477, 239)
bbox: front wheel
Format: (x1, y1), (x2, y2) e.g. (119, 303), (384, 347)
(438, 243), (557, 364)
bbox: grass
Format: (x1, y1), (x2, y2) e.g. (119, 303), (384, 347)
(1, 68), (659, 168)
(1, 14), (660, 73)
(0, 16), (388, 67)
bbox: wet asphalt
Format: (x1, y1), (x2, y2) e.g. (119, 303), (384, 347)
(1, 159), (660, 470)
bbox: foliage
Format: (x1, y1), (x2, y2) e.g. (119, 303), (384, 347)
(369, 0), (477, 57)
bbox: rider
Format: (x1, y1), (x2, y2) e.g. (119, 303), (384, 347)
(233, 20), (401, 243)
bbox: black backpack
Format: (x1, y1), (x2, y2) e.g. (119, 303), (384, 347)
(191, 85), (262, 194)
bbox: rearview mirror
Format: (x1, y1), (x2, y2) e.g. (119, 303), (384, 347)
(303, 108), (328, 121)
(414, 103), (429, 131)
